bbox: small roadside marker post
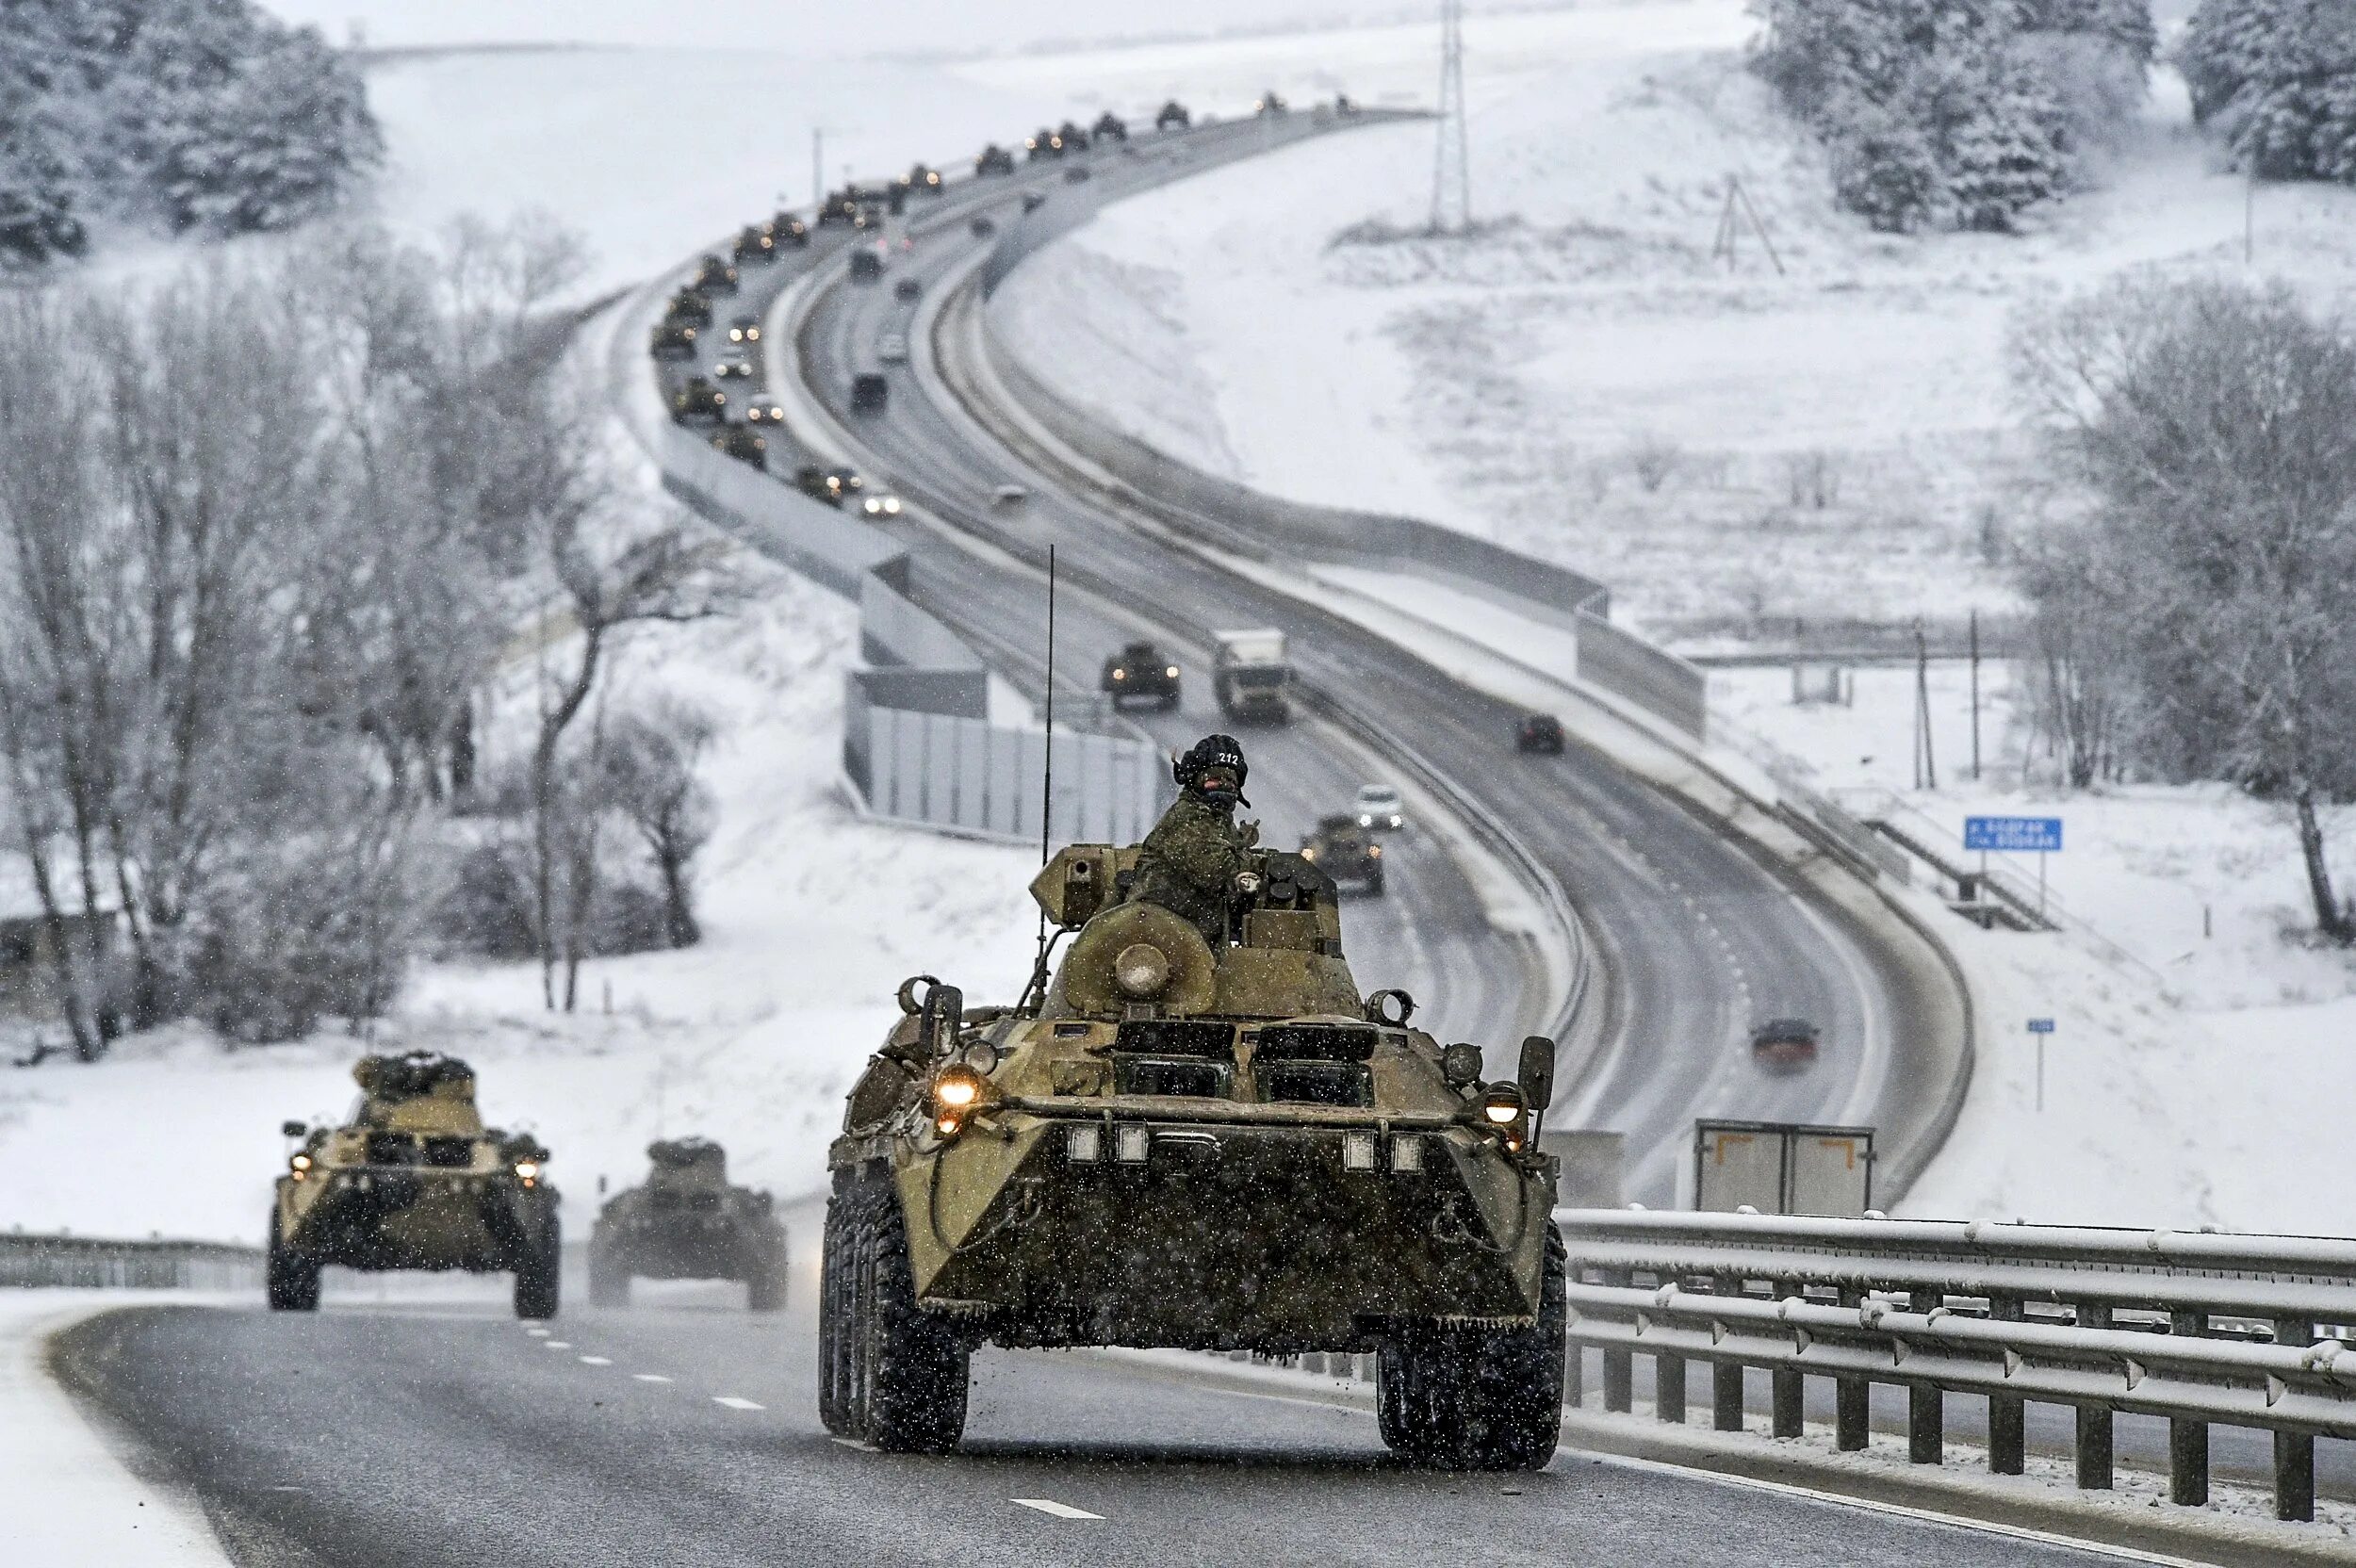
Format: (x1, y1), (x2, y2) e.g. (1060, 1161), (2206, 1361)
(2028, 1019), (2055, 1112)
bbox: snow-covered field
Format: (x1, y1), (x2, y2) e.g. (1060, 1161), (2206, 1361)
(989, 0), (2356, 645)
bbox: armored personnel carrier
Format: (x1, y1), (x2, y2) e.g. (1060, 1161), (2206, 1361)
(1155, 99), (1192, 132)
(712, 424), (768, 468)
(1092, 110), (1129, 142)
(692, 253), (740, 295)
(672, 376), (728, 425)
(270, 1053), (558, 1316)
(589, 1137), (789, 1310)
(1101, 640), (1180, 710)
(666, 288), (712, 330)
(821, 842), (1566, 1466)
(734, 223), (777, 263)
(975, 143), (1017, 177)
(771, 212), (812, 248)
(649, 318), (698, 360)
(1301, 813), (1383, 894)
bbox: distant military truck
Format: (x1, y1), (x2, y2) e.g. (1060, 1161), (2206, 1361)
(1213, 628), (1292, 725)
(649, 319), (698, 360)
(734, 223), (777, 263)
(975, 143), (1017, 177)
(1301, 814), (1383, 894)
(672, 376), (728, 425)
(1101, 641), (1180, 710)
(712, 424), (768, 468)
(1092, 110), (1129, 142)
(666, 288), (713, 329)
(270, 1053), (558, 1317)
(589, 1137), (789, 1311)
(1155, 99), (1191, 132)
(849, 248), (884, 283)
(692, 254), (739, 295)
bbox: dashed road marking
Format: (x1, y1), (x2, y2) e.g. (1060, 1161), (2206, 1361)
(579, 1356), (612, 1365)
(1012, 1498), (1103, 1520)
(544, 1341), (573, 1350)
(712, 1396), (765, 1411)
(525, 1328), (550, 1337)
(829, 1437), (871, 1451)
(632, 1374), (672, 1383)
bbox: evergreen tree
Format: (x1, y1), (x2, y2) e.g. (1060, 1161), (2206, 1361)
(2184, 0), (2356, 183)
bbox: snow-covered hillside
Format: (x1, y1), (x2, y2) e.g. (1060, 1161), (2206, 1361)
(989, 0), (2356, 645)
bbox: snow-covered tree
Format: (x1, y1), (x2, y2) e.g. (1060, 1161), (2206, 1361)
(2184, 0), (2356, 182)
(0, 93), (87, 267)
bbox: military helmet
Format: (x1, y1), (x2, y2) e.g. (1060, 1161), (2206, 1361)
(1174, 733), (1250, 804)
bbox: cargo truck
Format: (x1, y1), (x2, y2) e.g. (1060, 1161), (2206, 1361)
(1212, 629), (1291, 725)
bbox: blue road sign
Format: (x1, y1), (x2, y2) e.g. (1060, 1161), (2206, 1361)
(1967, 816), (2063, 854)
(2027, 1019), (2055, 1034)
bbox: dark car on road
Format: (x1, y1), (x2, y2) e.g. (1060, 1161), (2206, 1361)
(1751, 1017), (1821, 1074)
(1516, 713), (1565, 754)
(848, 248), (883, 283)
(1101, 641), (1180, 710)
(1301, 813), (1384, 894)
(901, 162), (944, 195)
(970, 215), (997, 238)
(1025, 126), (1064, 159)
(743, 396), (786, 425)
(712, 424), (767, 469)
(850, 372), (890, 413)
(691, 254), (739, 295)
(726, 314), (761, 345)
(893, 276), (923, 302)
(670, 376), (727, 425)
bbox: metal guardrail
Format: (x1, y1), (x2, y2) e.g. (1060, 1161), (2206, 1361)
(1555, 1208), (2356, 1522)
(0, 1232), (264, 1290)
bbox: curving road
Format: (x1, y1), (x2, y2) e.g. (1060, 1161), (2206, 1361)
(53, 1224), (2125, 1567)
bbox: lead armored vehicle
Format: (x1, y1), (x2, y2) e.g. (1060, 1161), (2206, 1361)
(1301, 813), (1383, 894)
(821, 841), (1566, 1466)
(270, 1053), (558, 1316)
(589, 1137), (790, 1310)
(1101, 640), (1180, 710)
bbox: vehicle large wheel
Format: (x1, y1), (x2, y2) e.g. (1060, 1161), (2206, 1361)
(587, 1237), (630, 1308)
(266, 1210), (321, 1313)
(852, 1170), (968, 1452)
(1379, 1224), (1565, 1470)
(817, 1180), (863, 1435)
(514, 1213), (562, 1320)
(1366, 871), (1386, 896)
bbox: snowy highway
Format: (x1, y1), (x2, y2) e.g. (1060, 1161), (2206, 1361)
(50, 1238), (2128, 1567)
(712, 117), (1962, 1207)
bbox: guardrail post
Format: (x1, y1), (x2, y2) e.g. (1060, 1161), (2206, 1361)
(1771, 1281), (1803, 1439)
(2273, 1317), (2316, 1523)
(1988, 1295), (2025, 1476)
(1835, 1286), (1869, 1451)
(1906, 1290), (1942, 1464)
(2075, 1302), (2114, 1490)
(1601, 1268), (1632, 1414)
(1657, 1347), (1687, 1425)
(1711, 1276), (1744, 1432)
(2168, 1308), (2208, 1506)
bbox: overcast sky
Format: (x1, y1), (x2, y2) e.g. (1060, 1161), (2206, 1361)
(256, 0), (1500, 59)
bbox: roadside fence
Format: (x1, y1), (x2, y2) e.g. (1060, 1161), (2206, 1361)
(1, 1232), (264, 1290)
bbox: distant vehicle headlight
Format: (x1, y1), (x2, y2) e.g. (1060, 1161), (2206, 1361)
(1165, 665), (1179, 678)
(514, 1160), (541, 1180)
(1357, 813), (1374, 827)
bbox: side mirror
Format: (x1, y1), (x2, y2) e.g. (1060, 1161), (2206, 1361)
(919, 983), (965, 1059)
(1517, 1036), (1557, 1116)
(281, 1120), (307, 1139)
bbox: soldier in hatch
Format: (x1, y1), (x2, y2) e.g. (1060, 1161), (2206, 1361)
(1128, 734), (1261, 947)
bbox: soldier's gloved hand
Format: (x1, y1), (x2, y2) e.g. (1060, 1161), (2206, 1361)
(1237, 819), (1261, 847)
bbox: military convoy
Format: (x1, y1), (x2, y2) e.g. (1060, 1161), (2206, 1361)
(821, 842), (1566, 1466)
(589, 1137), (790, 1310)
(270, 1053), (559, 1317)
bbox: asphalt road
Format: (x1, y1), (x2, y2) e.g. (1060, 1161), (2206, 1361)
(54, 1233), (2135, 1568)
(760, 129), (1950, 1204)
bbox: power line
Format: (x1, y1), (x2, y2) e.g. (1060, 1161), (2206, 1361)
(1430, 0), (1469, 235)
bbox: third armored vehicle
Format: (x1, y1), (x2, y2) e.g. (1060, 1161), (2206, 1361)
(1101, 640), (1180, 710)
(589, 1137), (789, 1310)
(821, 841), (1566, 1465)
(671, 376), (727, 425)
(1301, 814), (1383, 894)
(270, 1053), (558, 1317)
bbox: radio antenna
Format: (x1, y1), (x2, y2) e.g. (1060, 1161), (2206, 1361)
(1026, 547), (1058, 1013)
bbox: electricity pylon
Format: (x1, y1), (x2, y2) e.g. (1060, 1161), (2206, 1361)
(1430, 0), (1470, 235)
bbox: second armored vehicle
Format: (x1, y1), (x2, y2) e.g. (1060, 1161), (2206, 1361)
(672, 376), (727, 425)
(589, 1137), (789, 1310)
(1101, 641), (1180, 710)
(270, 1053), (558, 1317)
(1301, 813), (1384, 894)
(821, 841), (1566, 1466)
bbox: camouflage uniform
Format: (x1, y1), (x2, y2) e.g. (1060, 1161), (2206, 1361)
(1130, 792), (1257, 947)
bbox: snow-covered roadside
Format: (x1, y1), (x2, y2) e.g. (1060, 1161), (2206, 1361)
(0, 1292), (237, 1567)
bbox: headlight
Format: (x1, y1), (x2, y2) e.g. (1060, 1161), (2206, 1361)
(713, 392), (726, 403)
(884, 498), (901, 514)
(1367, 843), (1382, 858)
(290, 1153), (312, 1172)
(1479, 1086), (1530, 1152)
(931, 1065), (987, 1135)
(1112, 669), (1125, 680)
(1300, 847), (1317, 861)
(1481, 1098), (1520, 1125)
(1358, 813), (1373, 826)
(1166, 665), (1179, 678)
(746, 326), (760, 341)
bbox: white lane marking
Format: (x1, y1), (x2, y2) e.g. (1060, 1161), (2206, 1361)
(544, 1341), (573, 1349)
(1011, 1498), (1103, 1520)
(525, 1328), (551, 1337)
(712, 1396), (765, 1411)
(632, 1374), (673, 1383)
(829, 1437), (871, 1451)
(578, 1356), (612, 1365)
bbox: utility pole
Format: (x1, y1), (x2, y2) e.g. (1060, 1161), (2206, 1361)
(1969, 608), (1982, 783)
(1430, 0), (1469, 235)
(812, 127), (825, 213)
(1914, 619), (1937, 792)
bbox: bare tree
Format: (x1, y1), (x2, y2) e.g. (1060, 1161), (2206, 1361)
(603, 699), (718, 950)
(2012, 277), (2356, 939)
